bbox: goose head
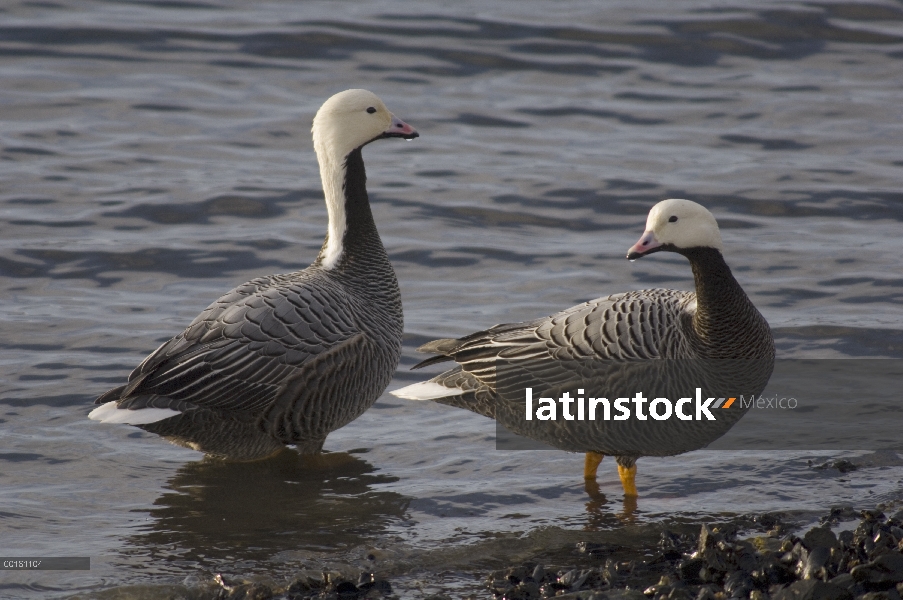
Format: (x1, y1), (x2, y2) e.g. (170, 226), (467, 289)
(627, 199), (724, 260)
(312, 89), (418, 162)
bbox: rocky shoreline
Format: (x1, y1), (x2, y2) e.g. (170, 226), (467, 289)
(481, 507), (903, 600)
(201, 505), (903, 600)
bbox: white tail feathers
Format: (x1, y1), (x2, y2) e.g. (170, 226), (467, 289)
(391, 381), (463, 401)
(88, 401), (180, 425)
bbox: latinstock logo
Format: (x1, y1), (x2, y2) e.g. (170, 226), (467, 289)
(522, 388), (788, 422)
(496, 359), (901, 453)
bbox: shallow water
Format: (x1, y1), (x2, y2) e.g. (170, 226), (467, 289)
(2, 0), (903, 598)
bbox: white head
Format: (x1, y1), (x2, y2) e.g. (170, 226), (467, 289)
(312, 89), (417, 162)
(627, 199), (724, 260)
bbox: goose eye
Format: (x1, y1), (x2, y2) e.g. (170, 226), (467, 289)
(668, 216), (678, 223)
(366, 107), (377, 114)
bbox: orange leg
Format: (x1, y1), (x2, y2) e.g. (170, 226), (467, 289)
(617, 463), (638, 497)
(584, 451), (604, 480)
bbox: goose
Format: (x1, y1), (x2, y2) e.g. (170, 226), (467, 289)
(90, 89), (419, 459)
(392, 199), (774, 498)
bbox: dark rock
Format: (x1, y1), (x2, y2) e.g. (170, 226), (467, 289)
(723, 570), (755, 598)
(805, 547), (832, 580)
(872, 529), (898, 554)
(518, 580), (541, 599)
(601, 591), (645, 600)
(679, 558), (707, 585)
(335, 581), (360, 599)
(651, 550), (684, 564)
(488, 569), (506, 586)
(357, 578), (392, 597)
(668, 588), (693, 600)
(757, 514), (782, 529)
(761, 556), (798, 586)
(851, 553), (903, 591)
(531, 564), (546, 583)
(699, 567), (718, 584)
(812, 460), (858, 474)
(373, 580), (392, 595)
(287, 575), (324, 599)
(826, 507), (858, 523)
(699, 525), (724, 554)
(720, 524), (742, 541)
(833, 461), (858, 474)
(734, 541), (760, 574)
(772, 579), (852, 600)
(857, 522), (878, 543)
(805, 528), (840, 552)
(701, 545), (732, 575)
(660, 531), (682, 550)
(857, 591), (902, 600)
(862, 511), (886, 523)
(584, 571), (606, 590)
(559, 569), (579, 586)
(830, 574), (855, 590)
(865, 539), (877, 556)
(695, 585), (719, 600)
(579, 542), (609, 555)
(752, 536), (784, 554)
(560, 569), (589, 590)
(507, 566), (529, 584)
(602, 558), (626, 585)
(838, 555), (854, 579)
(220, 583), (274, 600)
(644, 575), (672, 597)
(840, 532), (856, 550)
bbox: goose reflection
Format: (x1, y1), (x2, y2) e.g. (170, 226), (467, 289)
(126, 450), (411, 568)
(582, 479), (638, 524)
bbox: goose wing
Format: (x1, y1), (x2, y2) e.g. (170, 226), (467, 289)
(413, 289), (692, 395)
(97, 273), (364, 416)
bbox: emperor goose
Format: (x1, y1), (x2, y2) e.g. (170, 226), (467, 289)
(90, 89), (418, 459)
(393, 199), (774, 497)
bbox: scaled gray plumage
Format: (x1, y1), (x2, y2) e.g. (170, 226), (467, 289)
(91, 89), (418, 459)
(393, 199), (774, 496)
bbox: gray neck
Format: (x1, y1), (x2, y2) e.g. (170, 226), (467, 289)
(681, 247), (773, 358)
(314, 149), (401, 320)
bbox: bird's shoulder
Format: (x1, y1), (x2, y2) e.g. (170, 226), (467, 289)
(538, 289), (695, 359)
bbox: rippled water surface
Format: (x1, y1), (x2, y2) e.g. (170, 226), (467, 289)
(2, 0), (903, 598)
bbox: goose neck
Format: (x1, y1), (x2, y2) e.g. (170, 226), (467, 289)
(684, 247), (756, 339)
(314, 148), (388, 278)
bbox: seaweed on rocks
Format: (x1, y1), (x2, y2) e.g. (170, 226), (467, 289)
(197, 507), (903, 600)
(284, 572), (395, 600)
(210, 570), (396, 600)
(482, 507), (903, 600)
